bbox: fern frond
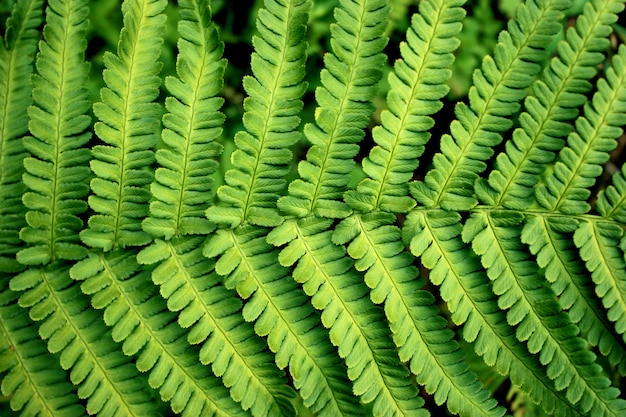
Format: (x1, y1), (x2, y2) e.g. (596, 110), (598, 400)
(70, 249), (263, 417)
(277, 0), (389, 219)
(0, 0), (43, 272)
(206, 0), (311, 228)
(16, 0), (91, 266)
(9, 263), (158, 416)
(142, 0), (225, 240)
(270, 217), (430, 417)
(331, 212), (506, 417)
(475, 0), (624, 210)
(404, 209), (585, 417)
(344, 0), (465, 214)
(204, 227), (363, 417)
(517, 44), (626, 358)
(136, 237), (296, 417)
(574, 220), (626, 343)
(0, 277), (86, 417)
(80, 0), (166, 251)
(535, 43), (626, 215)
(410, 0), (570, 210)
(464, 210), (626, 416)
(522, 215), (626, 372)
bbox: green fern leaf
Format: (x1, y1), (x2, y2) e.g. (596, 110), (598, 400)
(70, 249), (259, 417)
(464, 210), (626, 416)
(142, 0), (225, 240)
(204, 226), (363, 417)
(9, 263), (158, 416)
(206, 0), (311, 228)
(0, 276), (86, 417)
(410, 0), (570, 210)
(80, 0), (166, 251)
(404, 209), (584, 417)
(574, 221), (626, 343)
(277, 0), (389, 219)
(475, 0), (624, 210)
(332, 212), (506, 417)
(270, 217), (427, 417)
(345, 0), (465, 214)
(16, 0), (91, 266)
(0, 0), (43, 272)
(535, 44), (626, 215)
(522, 215), (626, 373)
(137, 237), (296, 417)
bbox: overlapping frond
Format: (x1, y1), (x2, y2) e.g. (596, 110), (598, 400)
(9, 263), (157, 416)
(463, 210), (626, 417)
(142, 0), (225, 240)
(344, 0), (465, 214)
(17, 0), (91, 266)
(136, 237), (295, 417)
(535, 44), (626, 215)
(475, 0), (624, 210)
(522, 215), (626, 372)
(410, 0), (570, 210)
(0, 0), (43, 272)
(521, 44), (626, 355)
(70, 249), (260, 417)
(277, 0), (389, 219)
(204, 227), (362, 417)
(404, 209), (584, 417)
(269, 217), (425, 417)
(80, 0), (166, 251)
(206, 0), (311, 228)
(0, 276), (86, 417)
(574, 221), (626, 343)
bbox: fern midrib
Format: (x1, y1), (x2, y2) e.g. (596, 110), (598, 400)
(39, 267), (141, 415)
(356, 214), (502, 415)
(484, 213), (619, 416)
(0, 300), (59, 417)
(432, 3), (558, 207)
(241, 1), (297, 223)
(473, 205), (626, 231)
(164, 240), (281, 406)
(493, 0), (611, 207)
(308, 3), (370, 215)
(228, 229), (348, 414)
(98, 251), (234, 414)
(293, 222), (411, 415)
(420, 210), (579, 415)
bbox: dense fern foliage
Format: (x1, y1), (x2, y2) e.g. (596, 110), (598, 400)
(1, 0), (626, 416)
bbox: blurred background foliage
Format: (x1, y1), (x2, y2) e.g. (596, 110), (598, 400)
(1, 0), (625, 415)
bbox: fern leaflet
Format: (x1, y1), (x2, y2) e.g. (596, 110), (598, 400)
(81, 0), (166, 251)
(17, 0), (91, 265)
(0, 0), (43, 272)
(142, 0), (225, 240)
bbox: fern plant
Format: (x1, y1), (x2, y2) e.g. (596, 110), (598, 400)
(1, 0), (626, 416)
